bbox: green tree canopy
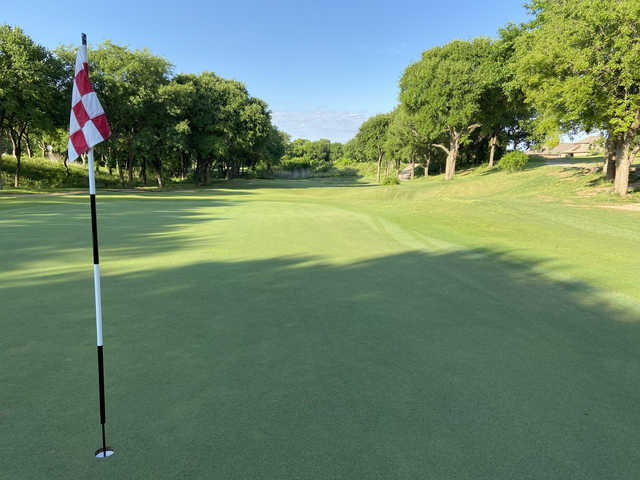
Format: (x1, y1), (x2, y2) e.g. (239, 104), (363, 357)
(0, 25), (66, 187)
(400, 38), (495, 179)
(512, 0), (640, 194)
(355, 113), (391, 183)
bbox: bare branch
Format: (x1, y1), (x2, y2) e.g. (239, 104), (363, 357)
(432, 143), (450, 155)
(467, 123), (482, 134)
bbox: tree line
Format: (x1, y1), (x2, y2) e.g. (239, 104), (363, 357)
(0, 26), (287, 189)
(340, 0), (640, 195)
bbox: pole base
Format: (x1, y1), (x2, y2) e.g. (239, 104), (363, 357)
(95, 447), (115, 458)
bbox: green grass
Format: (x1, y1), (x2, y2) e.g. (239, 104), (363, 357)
(1, 154), (123, 191)
(2, 163), (640, 479)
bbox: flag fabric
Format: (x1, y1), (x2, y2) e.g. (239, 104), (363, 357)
(68, 44), (111, 162)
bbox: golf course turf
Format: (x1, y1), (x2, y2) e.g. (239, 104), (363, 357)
(2, 164), (640, 479)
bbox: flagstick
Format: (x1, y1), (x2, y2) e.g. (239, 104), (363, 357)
(82, 30), (112, 458)
(87, 148), (111, 458)
(71, 32), (112, 458)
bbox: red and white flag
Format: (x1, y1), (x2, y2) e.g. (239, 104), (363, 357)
(68, 43), (111, 162)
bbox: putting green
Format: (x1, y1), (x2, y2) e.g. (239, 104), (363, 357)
(2, 171), (640, 479)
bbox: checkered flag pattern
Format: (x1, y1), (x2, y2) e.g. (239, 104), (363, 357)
(68, 44), (111, 162)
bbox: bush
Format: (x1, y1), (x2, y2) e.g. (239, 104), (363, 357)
(280, 157), (311, 170)
(330, 158), (379, 178)
(498, 151), (529, 172)
(313, 162), (333, 174)
(381, 175), (400, 185)
(413, 165), (425, 177)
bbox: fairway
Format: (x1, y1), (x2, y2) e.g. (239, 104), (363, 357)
(2, 170), (640, 479)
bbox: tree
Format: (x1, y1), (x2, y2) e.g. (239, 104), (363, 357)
(171, 72), (272, 184)
(0, 25), (65, 187)
(56, 42), (174, 186)
(255, 125), (287, 171)
(480, 24), (533, 168)
(159, 79), (196, 181)
(304, 139), (331, 164)
(356, 114), (391, 183)
(400, 38), (495, 180)
(513, 0), (640, 195)
(329, 142), (343, 163)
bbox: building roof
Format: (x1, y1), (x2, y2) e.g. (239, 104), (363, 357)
(549, 136), (603, 155)
(574, 135), (601, 145)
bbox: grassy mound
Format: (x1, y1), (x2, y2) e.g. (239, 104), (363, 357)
(0, 154), (121, 190)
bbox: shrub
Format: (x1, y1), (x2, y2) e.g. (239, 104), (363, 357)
(313, 162), (333, 174)
(498, 151), (529, 172)
(280, 157), (311, 170)
(381, 175), (400, 185)
(413, 165), (425, 177)
(329, 158), (379, 178)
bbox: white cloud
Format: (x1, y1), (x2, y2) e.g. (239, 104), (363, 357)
(271, 111), (371, 143)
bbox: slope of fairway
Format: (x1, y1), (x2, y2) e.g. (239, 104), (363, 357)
(2, 164), (640, 479)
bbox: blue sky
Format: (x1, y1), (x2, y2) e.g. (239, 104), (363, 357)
(3, 0), (531, 142)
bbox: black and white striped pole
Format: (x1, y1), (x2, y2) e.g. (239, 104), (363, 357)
(87, 147), (112, 458)
(87, 147), (112, 459)
(82, 33), (113, 460)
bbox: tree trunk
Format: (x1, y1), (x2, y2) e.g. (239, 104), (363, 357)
(376, 149), (383, 183)
(194, 154), (201, 186)
(141, 158), (147, 185)
(425, 153), (431, 177)
(151, 157), (163, 188)
(445, 131), (461, 180)
(614, 114), (640, 195)
(604, 135), (617, 182)
(117, 159), (125, 188)
(180, 153), (186, 181)
(127, 139), (134, 187)
(205, 158), (212, 185)
(10, 133), (16, 157)
(25, 133), (33, 158)
(614, 139), (632, 195)
(13, 142), (21, 188)
(410, 157), (415, 180)
(9, 128), (25, 188)
(488, 134), (498, 168)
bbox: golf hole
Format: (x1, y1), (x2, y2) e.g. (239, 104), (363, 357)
(95, 447), (115, 458)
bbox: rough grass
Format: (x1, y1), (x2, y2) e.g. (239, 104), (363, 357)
(2, 161), (640, 478)
(1, 154), (122, 190)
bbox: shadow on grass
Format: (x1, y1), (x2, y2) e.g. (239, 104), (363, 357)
(0, 194), (245, 273)
(3, 246), (640, 479)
